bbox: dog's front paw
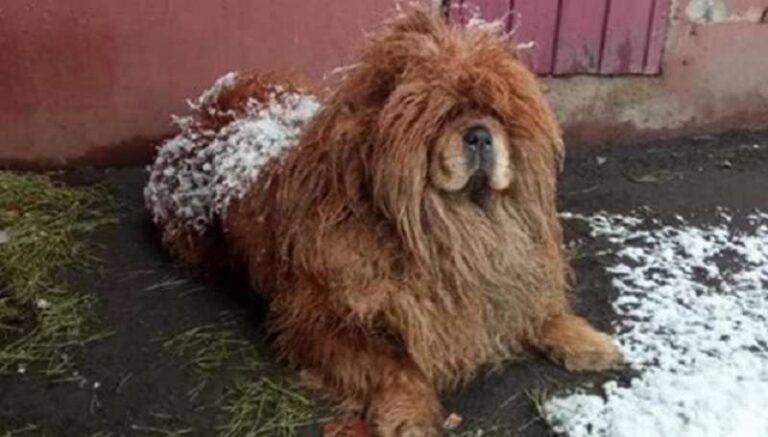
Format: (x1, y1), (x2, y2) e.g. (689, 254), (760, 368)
(373, 408), (439, 437)
(379, 421), (438, 437)
(537, 313), (623, 372)
(369, 381), (440, 437)
(556, 330), (622, 372)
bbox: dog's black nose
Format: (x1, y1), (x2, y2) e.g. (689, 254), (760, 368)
(463, 126), (493, 169)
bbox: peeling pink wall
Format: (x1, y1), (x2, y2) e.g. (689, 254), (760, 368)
(0, 0), (393, 168)
(1, 0), (767, 167)
(548, 0), (768, 147)
(451, 0), (671, 75)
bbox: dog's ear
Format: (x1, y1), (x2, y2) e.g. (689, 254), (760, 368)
(335, 5), (446, 110)
(295, 9), (447, 211)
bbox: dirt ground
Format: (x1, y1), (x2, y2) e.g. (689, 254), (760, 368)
(2, 129), (767, 436)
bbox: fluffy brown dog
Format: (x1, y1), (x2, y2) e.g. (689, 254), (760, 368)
(146, 7), (620, 436)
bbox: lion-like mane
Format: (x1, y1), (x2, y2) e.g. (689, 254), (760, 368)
(225, 7), (569, 390)
(148, 6), (623, 434)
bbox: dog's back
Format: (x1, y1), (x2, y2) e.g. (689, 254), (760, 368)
(144, 72), (318, 265)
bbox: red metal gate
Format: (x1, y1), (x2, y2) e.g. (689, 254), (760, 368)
(449, 0), (670, 75)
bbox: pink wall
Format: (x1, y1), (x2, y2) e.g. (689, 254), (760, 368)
(0, 0), (393, 168)
(449, 0), (670, 75)
(547, 0), (768, 147)
(1, 0), (767, 167)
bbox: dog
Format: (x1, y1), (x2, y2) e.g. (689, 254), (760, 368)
(145, 6), (621, 436)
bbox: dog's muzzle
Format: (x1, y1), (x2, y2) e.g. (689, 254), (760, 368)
(462, 125), (494, 175)
(463, 125), (494, 205)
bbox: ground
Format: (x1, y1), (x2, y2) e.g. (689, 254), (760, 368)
(1, 129), (767, 436)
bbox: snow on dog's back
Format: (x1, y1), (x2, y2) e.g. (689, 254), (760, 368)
(144, 72), (320, 255)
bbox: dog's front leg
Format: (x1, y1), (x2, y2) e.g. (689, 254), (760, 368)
(366, 361), (441, 437)
(532, 312), (622, 372)
(271, 288), (440, 436)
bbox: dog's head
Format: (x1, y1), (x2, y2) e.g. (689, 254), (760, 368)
(291, 5), (564, 271)
(328, 6), (562, 203)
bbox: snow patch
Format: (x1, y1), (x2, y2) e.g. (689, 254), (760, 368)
(465, 13), (507, 33)
(546, 211), (768, 437)
(144, 73), (320, 236)
(192, 71), (240, 110)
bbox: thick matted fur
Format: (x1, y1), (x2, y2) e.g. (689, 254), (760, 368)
(147, 6), (620, 436)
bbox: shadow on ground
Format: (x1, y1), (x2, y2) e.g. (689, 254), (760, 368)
(2, 130), (767, 436)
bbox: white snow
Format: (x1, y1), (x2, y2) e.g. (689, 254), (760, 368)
(35, 298), (51, 310)
(462, 11), (536, 52)
(546, 211), (768, 437)
(190, 71), (239, 110)
(465, 13), (507, 33)
(144, 72), (320, 236)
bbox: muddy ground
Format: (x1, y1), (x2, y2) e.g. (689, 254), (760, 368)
(2, 130), (767, 436)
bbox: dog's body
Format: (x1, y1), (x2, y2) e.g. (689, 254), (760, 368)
(146, 8), (619, 436)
